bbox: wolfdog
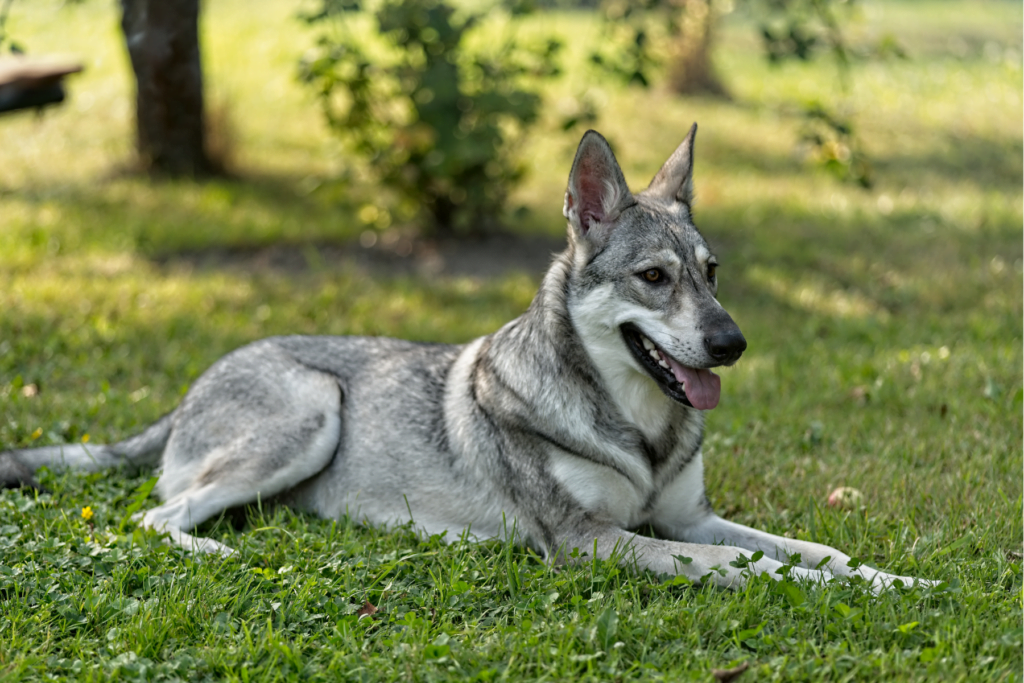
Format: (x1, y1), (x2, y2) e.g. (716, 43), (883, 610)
(1, 127), (930, 591)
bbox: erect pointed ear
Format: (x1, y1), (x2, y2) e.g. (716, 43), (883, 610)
(563, 130), (633, 239)
(644, 122), (697, 206)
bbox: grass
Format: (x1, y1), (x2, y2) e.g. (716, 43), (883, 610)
(0, 0), (1021, 680)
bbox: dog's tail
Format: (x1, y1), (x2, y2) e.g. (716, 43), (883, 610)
(0, 411), (175, 491)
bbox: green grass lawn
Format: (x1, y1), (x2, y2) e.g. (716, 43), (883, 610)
(0, 0), (1021, 680)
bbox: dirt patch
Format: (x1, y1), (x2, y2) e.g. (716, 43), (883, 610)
(156, 230), (568, 280)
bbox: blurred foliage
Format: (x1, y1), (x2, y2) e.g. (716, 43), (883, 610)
(0, 0), (25, 53)
(298, 0), (562, 236)
(590, 0), (892, 187)
(799, 101), (871, 188)
(588, 0), (730, 96)
(555, 89), (600, 133)
(589, 0), (683, 88)
(590, 0), (904, 88)
(757, 0), (906, 66)
(756, 0), (855, 68)
(755, 0), (903, 188)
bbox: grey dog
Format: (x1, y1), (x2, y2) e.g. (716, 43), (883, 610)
(1, 127), (931, 591)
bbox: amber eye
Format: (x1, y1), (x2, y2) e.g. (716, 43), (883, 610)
(707, 263), (717, 280)
(643, 268), (663, 283)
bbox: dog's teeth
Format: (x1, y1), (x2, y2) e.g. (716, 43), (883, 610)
(658, 359), (670, 369)
(642, 336), (655, 351)
(649, 348), (660, 361)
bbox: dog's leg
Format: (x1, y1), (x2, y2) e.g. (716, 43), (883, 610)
(138, 362), (343, 557)
(648, 456), (932, 591)
(138, 408), (341, 556)
(676, 515), (933, 592)
(560, 525), (831, 590)
(135, 486), (245, 557)
(138, 414), (341, 556)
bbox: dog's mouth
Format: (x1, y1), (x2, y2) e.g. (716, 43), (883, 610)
(620, 323), (721, 410)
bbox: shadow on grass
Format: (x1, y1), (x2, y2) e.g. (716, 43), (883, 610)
(874, 131), (1023, 192)
(3, 147), (1020, 334)
(155, 233), (568, 280)
(2, 172), (360, 254)
(4, 170), (570, 278)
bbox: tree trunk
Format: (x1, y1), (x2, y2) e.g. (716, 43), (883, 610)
(668, 0), (728, 98)
(120, 0), (214, 176)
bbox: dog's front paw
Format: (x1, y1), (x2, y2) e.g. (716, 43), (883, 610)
(869, 572), (938, 593)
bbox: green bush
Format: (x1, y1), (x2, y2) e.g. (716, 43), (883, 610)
(299, 0), (562, 236)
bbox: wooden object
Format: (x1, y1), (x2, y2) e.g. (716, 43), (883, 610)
(0, 57), (82, 114)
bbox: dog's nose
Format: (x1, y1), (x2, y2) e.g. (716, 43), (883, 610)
(704, 329), (747, 365)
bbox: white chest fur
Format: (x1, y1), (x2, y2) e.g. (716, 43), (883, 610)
(547, 446), (709, 532)
(650, 452), (709, 533)
(547, 449), (648, 528)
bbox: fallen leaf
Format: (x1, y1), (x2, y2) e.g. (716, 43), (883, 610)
(356, 600), (378, 620)
(827, 486), (863, 510)
(712, 661), (750, 682)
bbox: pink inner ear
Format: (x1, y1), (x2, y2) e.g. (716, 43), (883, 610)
(575, 160), (606, 233)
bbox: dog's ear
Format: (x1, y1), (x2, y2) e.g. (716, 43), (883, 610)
(563, 130), (633, 240)
(644, 122), (697, 206)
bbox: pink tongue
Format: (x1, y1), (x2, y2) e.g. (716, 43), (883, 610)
(665, 356), (721, 410)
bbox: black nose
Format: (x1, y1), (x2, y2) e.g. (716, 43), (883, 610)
(704, 329), (747, 365)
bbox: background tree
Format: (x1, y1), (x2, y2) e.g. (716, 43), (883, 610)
(667, 0), (728, 96)
(595, 0), (891, 186)
(120, 0), (215, 176)
(592, 0), (728, 97)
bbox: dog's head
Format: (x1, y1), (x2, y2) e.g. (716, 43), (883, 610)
(563, 126), (745, 411)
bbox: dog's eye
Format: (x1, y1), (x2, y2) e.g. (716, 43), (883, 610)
(642, 268), (663, 283)
(707, 263), (717, 280)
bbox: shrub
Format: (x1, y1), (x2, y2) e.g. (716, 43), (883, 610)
(299, 0), (562, 236)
